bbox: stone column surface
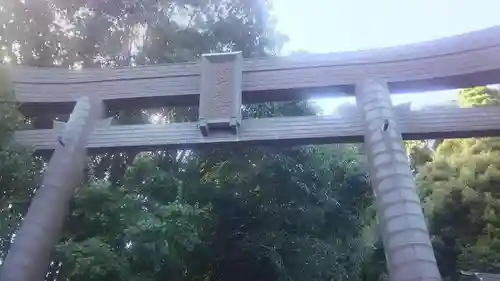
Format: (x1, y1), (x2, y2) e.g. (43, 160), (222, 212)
(0, 96), (108, 281)
(355, 79), (442, 281)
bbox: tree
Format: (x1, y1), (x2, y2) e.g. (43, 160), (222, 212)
(54, 144), (372, 281)
(417, 86), (500, 280)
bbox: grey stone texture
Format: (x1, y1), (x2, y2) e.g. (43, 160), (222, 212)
(355, 79), (441, 281)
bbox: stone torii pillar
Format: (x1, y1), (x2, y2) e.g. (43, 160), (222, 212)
(0, 96), (110, 281)
(355, 79), (442, 281)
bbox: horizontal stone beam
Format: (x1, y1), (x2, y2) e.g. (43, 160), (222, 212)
(10, 25), (500, 111)
(14, 107), (500, 151)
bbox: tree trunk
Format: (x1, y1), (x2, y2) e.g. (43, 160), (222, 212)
(355, 80), (441, 281)
(0, 96), (107, 281)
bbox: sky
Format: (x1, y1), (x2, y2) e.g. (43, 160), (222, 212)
(270, 0), (500, 114)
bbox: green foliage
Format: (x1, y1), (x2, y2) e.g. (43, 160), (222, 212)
(416, 86), (500, 280)
(405, 140), (433, 173)
(459, 86), (499, 107)
(56, 238), (130, 281)
(48, 144), (373, 281)
(57, 171), (214, 281)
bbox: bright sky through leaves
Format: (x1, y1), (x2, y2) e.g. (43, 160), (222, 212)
(271, 0), (500, 114)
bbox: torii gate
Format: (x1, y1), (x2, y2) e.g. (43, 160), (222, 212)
(5, 25), (500, 281)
